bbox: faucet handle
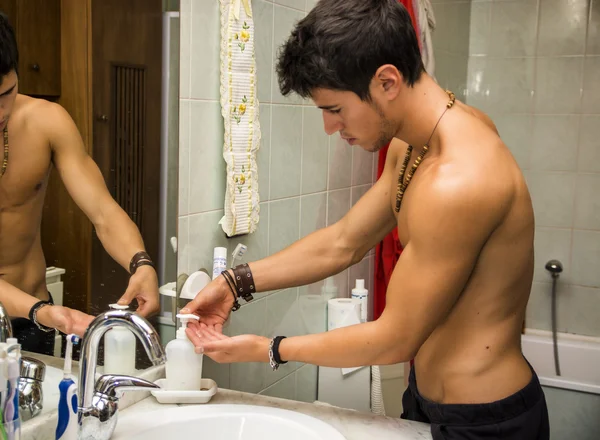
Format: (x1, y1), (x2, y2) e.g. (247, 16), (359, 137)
(94, 374), (160, 399)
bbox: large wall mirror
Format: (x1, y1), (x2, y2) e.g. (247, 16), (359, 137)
(0, 0), (180, 423)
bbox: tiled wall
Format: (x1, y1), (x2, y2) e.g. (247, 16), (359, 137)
(177, 0), (377, 401)
(467, 0), (600, 337)
(430, 0), (472, 101)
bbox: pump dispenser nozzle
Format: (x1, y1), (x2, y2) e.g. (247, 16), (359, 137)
(176, 314), (200, 339)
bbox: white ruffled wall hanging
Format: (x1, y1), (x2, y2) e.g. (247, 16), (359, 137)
(219, 0), (261, 237)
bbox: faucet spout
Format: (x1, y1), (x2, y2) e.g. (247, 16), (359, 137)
(78, 310), (165, 411)
(0, 301), (13, 343)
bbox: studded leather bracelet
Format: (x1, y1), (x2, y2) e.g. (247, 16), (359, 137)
(232, 263), (256, 303)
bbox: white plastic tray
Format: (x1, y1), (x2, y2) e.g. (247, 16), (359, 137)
(151, 378), (218, 404)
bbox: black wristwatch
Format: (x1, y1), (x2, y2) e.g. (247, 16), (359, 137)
(28, 301), (55, 333)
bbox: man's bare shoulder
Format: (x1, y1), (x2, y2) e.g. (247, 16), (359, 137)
(15, 96), (76, 147)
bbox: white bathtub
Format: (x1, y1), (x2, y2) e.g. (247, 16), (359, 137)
(522, 329), (600, 395)
(521, 329), (600, 439)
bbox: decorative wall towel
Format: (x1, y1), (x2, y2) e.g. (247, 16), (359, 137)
(219, 0), (261, 237)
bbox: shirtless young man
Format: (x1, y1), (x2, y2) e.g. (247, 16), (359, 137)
(180, 1), (549, 438)
(0, 13), (159, 355)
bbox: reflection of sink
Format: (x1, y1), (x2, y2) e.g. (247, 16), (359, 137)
(40, 366), (75, 415)
(112, 404), (347, 440)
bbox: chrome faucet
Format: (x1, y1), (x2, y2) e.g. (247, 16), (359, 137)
(19, 357), (46, 421)
(0, 300), (13, 342)
(77, 310), (166, 440)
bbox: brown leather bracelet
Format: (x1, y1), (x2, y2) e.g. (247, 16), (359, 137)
(232, 263), (255, 302)
(221, 270), (241, 311)
(129, 251), (155, 274)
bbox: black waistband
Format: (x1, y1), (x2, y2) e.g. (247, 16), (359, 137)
(408, 358), (544, 425)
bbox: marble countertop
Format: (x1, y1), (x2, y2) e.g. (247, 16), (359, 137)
(112, 387), (432, 440)
(20, 356), (432, 440)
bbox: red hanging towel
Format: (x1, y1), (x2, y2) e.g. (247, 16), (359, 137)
(373, 0), (419, 323)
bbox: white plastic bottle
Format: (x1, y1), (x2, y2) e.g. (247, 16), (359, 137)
(351, 279), (369, 323)
(104, 304), (136, 375)
(165, 314), (203, 391)
(212, 247), (228, 280)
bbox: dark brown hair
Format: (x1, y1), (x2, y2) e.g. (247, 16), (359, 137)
(276, 0), (424, 100)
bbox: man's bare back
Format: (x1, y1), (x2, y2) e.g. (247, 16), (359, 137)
(387, 100), (535, 404)
(0, 94), (54, 302)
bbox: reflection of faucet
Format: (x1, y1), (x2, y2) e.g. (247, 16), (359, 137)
(0, 301), (13, 342)
(77, 310), (166, 440)
(18, 357), (46, 421)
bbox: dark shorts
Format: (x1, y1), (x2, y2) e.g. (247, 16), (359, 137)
(400, 360), (550, 440)
(10, 292), (56, 356)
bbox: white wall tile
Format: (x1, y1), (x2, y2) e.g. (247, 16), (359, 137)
(259, 372), (297, 401)
(187, 210), (228, 274)
(268, 198), (300, 254)
(559, 285), (600, 336)
(537, 0), (588, 56)
(328, 136), (352, 190)
(189, 0), (221, 100)
(254, 0), (274, 104)
(229, 298), (268, 393)
(274, 0), (305, 11)
(302, 108), (329, 194)
(296, 364), (318, 403)
(571, 230), (600, 287)
(530, 115), (580, 172)
(188, 101), (226, 213)
(494, 114), (533, 170)
(574, 174), (600, 230)
(577, 115), (600, 173)
(534, 57), (583, 114)
(300, 193), (327, 238)
(352, 147), (374, 186)
(270, 106), (303, 199)
(469, 1), (492, 55)
(582, 56), (600, 114)
(489, 1), (538, 57)
(527, 172), (576, 228)
(327, 189), (351, 226)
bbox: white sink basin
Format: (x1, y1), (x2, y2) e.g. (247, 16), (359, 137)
(112, 404), (347, 440)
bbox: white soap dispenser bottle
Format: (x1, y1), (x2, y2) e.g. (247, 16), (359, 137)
(351, 279), (369, 323)
(165, 314), (203, 391)
(103, 303), (136, 375)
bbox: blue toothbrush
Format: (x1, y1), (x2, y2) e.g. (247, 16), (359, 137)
(56, 335), (79, 440)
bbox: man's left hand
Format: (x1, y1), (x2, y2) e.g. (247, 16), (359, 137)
(186, 321), (270, 364)
(118, 265), (160, 317)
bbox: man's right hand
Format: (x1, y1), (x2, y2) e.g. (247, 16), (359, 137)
(180, 273), (235, 327)
(37, 305), (95, 337)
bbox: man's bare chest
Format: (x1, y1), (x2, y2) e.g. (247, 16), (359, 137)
(0, 132), (51, 211)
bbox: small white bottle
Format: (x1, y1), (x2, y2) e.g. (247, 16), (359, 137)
(212, 247), (228, 280)
(351, 279), (369, 323)
(165, 314), (203, 391)
(104, 304), (136, 375)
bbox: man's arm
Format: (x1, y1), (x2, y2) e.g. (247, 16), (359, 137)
(235, 143), (399, 292)
(182, 139), (399, 319)
(190, 171), (506, 366)
(0, 279), (93, 337)
(277, 175), (505, 366)
(39, 102), (159, 315)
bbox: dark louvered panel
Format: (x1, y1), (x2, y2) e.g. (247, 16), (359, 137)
(112, 64), (146, 231)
